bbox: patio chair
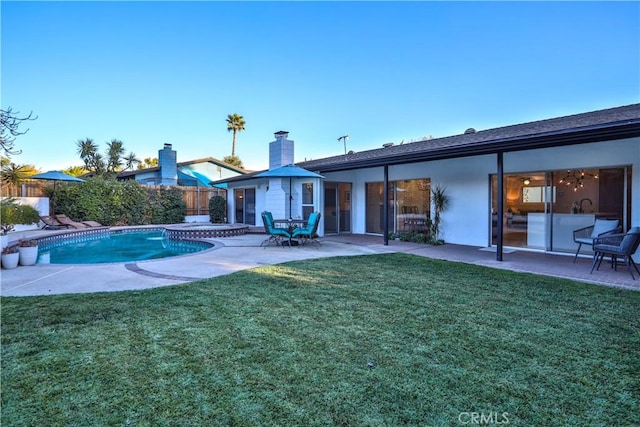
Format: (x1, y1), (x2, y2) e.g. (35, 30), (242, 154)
(261, 211), (291, 248)
(590, 227), (640, 280)
(55, 214), (90, 229)
(572, 218), (620, 262)
(82, 220), (104, 227)
(40, 215), (70, 230)
(292, 212), (322, 247)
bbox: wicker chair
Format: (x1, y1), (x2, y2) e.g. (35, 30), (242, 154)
(572, 219), (620, 262)
(591, 227), (640, 280)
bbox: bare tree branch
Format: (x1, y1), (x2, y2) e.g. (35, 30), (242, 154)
(1, 107), (37, 157)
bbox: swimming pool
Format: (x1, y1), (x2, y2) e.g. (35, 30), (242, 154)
(37, 229), (212, 264)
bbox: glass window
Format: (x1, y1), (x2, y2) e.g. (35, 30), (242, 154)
(301, 183), (314, 220)
(491, 167), (630, 252)
(366, 179), (430, 234)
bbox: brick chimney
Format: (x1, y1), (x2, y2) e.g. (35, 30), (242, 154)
(269, 131), (294, 170)
(158, 143), (177, 185)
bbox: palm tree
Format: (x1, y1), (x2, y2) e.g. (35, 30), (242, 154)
(123, 152), (141, 171)
(1, 161), (38, 196)
(63, 166), (88, 177)
(106, 139), (125, 172)
(138, 157), (158, 170)
(226, 113), (246, 157)
(77, 137), (99, 170)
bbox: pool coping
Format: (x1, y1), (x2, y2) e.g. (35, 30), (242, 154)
(32, 227), (223, 267)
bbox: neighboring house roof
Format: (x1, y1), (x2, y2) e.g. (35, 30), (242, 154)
(117, 156), (246, 186)
(216, 103), (640, 184)
(178, 157), (247, 174)
(118, 157), (246, 178)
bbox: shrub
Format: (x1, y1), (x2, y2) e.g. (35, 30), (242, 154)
(208, 195), (227, 223)
(55, 179), (186, 225)
(0, 199), (41, 235)
(145, 186), (187, 224)
(55, 177), (150, 226)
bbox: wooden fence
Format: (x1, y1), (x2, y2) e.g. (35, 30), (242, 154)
(0, 182), (226, 217)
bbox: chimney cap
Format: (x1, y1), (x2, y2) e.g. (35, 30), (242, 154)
(164, 143), (173, 148)
(274, 130), (289, 136)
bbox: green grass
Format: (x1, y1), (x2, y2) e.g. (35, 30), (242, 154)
(2, 254), (639, 426)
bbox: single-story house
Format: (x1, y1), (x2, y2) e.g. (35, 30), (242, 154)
(117, 143), (246, 188)
(219, 104), (640, 259)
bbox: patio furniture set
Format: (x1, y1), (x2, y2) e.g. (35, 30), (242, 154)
(573, 218), (640, 280)
(41, 214), (105, 229)
(261, 211), (321, 248)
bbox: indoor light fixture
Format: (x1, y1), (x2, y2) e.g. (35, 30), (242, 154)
(558, 169), (598, 192)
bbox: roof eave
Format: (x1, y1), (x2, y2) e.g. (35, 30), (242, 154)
(311, 121), (640, 173)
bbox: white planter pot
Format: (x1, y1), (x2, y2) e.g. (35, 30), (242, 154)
(2, 252), (20, 269)
(18, 246), (39, 266)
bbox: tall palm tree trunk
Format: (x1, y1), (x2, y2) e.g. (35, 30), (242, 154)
(232, 131), (237, 156)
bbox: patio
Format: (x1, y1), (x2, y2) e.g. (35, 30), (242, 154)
(1, 229), (638, 297)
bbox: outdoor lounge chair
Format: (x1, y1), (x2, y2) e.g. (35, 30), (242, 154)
(55, 214), (90, 229)
(261, 211), (291, 248)
(40, 215), (70, 229)
(591, 227), (640, 280)
(292, 212), (322, 247)
(572, 218), (621, 262)
(82, 220), (104, 227)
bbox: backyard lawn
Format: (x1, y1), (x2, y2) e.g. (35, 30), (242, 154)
(2, 253), (639, 426)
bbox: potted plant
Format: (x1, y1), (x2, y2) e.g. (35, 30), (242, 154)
(18, 239), (39, 266)
(430, 185), (450, 245)
(1, 246), (20, 269)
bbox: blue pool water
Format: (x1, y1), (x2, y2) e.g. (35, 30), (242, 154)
(37, 229), (212, 264)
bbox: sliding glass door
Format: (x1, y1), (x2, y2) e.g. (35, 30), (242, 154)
(234, 188), (256, 225)
(324, 182), (352, 234)
(491, 166), (630, 253)
(365, 179), (430, 234)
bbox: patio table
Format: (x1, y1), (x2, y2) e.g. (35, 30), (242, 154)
(274, 219), (306, 246)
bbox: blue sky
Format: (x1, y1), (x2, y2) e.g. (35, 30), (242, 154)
(2, 1), (639, 172)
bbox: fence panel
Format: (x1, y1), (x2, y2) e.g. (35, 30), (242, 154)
(136, 185), (227, 217)
(1, 182), (49, 198)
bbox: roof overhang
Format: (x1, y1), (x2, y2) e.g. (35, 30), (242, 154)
(308, 120), (640, 173)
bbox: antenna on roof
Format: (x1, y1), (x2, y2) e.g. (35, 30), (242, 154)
(338, 135), (349, 157)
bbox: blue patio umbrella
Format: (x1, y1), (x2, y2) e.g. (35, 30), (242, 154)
(30, 171), (85, 214)
(255, 164), (324, 219)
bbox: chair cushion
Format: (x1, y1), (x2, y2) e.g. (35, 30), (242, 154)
(292, 228), (309, 238)
(594, 243), (624, 255)
(591, 219), (619, 238)
(271, 228), (291, 238)
(574, 237), (593, 245)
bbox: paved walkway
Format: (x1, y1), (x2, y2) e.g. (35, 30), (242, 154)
(1, 231), (638, 297)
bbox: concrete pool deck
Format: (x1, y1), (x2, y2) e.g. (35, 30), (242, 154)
(1, 230), (639, 296)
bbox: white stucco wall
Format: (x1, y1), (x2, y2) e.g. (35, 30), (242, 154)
(0, 196), (49, 233)
(323, 156), (494, 246)
(229, 137), (639, 246)
(228, 177), (323, 227)
(322, 137), (639, 248)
